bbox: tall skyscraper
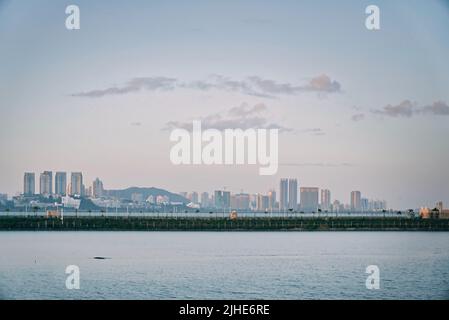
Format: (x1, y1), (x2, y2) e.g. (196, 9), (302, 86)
(92, 177), (104, 198)
(350, 191), (362, 211)
(300, 187), (319, 212)
(256, 194), (270, 211)
(332, 200), (344, 213)
(190, 192), (199, 204)
(55, 172), (67, 196)
(369, 199), (387, 211)
(288, 179), (298, 210)
(320, 189), (331, 211)
(268, 190), (276, 210)
(39, 171), (53, 196)
(71, 172), (83, 196)
(231, 193), (250, 210)
(279, 179), (288, 210)
(361, 198), (369, 212)
(214, 190), (223, 209)
(23, 172), (35, 196)
(200, 192), (209, 208)
(86, 186), (93, 198)
(222, 191), (231, 209)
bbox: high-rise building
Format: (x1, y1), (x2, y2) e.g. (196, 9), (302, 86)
(200, 192), (209, 208)
(268, 190), (276, 210)
(55, 172), (67, 196)
(249, 194), (257, 210)
(256, 194), (270, 211)
(231, 193), (250, 210)
(39, 171), (53, 196)
(300, 187), (319, 212)
(369, 199), (387, 211)
(214, 190), (223, 209)
(92, 178), (104, 198)
(320, 189), (331, 211)
(332, 200), (343, 213)
(361, 198), (369, 212)
(190, 192), (199, 204)
(223, 191), (231, 209)
(288, 179), (298, 210)
(71, 172), (83, 196)
(23, 172), (35, 196)
(279, 179), (288, 210)
(350, 191), (362, 211)
(86, 186), (93, 198)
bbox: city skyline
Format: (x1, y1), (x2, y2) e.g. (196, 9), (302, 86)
(13, 170), (392, 211)
(1, 1), (449, 209)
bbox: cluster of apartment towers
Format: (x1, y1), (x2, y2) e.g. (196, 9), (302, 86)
(22, 172), (386, 212)
(182, 179), (387, 213)
(22, 172), (104, 199)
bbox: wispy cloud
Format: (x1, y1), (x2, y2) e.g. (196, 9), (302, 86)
(301, 74), (342, 93)
(299, 128), (326, 136)
(246, 74), (341, 96)
(371, 100), (449, 118)
(420, 101), (449, 116)
(72, 77), (177, 98)
(162, 103), (292, 132)
(372, 100), (415, 118)
(182, 75), (273, 98)
(351, 113), (365, 122)
(72, 74), (342, 99)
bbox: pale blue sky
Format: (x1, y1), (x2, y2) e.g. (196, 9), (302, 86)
(1, 0), (449, 208)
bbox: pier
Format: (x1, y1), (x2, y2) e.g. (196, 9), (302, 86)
(0, 216), (448, 231)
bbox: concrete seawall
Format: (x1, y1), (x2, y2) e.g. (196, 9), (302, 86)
(1, 216), (448, 231)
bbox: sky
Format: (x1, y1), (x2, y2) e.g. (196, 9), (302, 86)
(1, 0), (449, 209)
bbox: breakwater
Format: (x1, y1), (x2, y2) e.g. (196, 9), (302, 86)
(0, 216), (448, 231)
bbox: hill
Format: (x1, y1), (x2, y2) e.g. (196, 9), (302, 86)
(104, 187), (188, 204)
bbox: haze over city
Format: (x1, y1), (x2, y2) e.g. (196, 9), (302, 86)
(1, 0), (449, 209)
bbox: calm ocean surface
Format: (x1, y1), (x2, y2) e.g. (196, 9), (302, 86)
(0, 232), (448, 300)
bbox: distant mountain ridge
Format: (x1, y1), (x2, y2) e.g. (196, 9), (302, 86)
(104, 187), (188, 204)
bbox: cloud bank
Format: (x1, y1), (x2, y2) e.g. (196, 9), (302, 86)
(72, 77), (177, 98)
(163, 103), (292, 132)
(72, 74), (342, 98)
(372, 100), (449, 118)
